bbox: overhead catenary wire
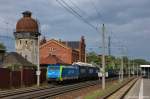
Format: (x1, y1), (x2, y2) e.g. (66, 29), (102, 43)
(89, 0), (103, 22)
(55, 0), (83, 23)
(55, 0), (98, 31)
(68, 0), (87, 16)
(60, 0), (97, 30)
(56, 0), (88, 26)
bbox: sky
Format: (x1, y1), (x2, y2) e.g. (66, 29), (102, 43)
(0, 0), (150, 60)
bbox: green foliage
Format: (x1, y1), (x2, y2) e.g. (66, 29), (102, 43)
(132, 59), (150, 65)
(7, 64), (21, 71)
(0, 43), (6, 50)
(106, 56), (116, 70)
(123, 56), (128, 65)
(86, 51), (150, 70)
(87, 52), (100, 65)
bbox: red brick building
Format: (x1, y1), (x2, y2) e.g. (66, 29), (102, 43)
(40, 36), (86, 65)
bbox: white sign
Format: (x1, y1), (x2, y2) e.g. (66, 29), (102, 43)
(36, 71), (41, 76)
(98, 72), (108, 77)
(106, 72), (108, 77)
(98, 72), (102, 77)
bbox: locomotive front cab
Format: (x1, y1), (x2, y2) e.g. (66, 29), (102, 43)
(47, 65), (62, 82)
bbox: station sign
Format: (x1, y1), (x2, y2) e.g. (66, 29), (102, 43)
(98, 72), (108, 77)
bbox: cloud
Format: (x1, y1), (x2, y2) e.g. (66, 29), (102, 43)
(0, 0), (150, 60)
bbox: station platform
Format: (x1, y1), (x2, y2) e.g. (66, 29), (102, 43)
(124, 78), (150, 99)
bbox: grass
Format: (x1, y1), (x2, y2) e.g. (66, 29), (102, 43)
(84, 78), (131, 99)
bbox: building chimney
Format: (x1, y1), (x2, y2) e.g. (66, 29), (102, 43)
(40, 36), (46, 45)
(22, 11), (32, 17)
(81, 36), (85, 43)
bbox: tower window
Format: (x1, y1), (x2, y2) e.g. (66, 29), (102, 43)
(20, 40), (21, 44)
(25, 55), (28, 59)
(25, 41), (27, 44)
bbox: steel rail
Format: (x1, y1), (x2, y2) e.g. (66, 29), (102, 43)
(1, 78), (118, 99)
(102, 77), (137, 99)
(0, 85), (57, 98)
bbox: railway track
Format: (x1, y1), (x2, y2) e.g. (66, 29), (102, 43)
(0, 85), (60, 98)
(102, 77), (138, 99)
(0, 78), (118, 99)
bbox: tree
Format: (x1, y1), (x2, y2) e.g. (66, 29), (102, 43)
(132, 59), (150, 65)
(87, 52), (100, 65)
(7, 64), (21, 71)
(0, 43), (6, 51)
(106, 56), (116, 70)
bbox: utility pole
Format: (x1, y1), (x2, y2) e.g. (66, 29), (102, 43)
(119, 58), (121, 81)
(137, 64), (138, 77)
(108, 36), (111, 56)
(36, 33), (41, 87)
(118, 46), (124, 82)
(133, 61), (135, 76)
(121, 55), (124, 81)
(128, 60), (130, 78)
(102, 24), (106, 89)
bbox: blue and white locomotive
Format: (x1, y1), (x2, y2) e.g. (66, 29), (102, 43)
(47, 62), (99, 82)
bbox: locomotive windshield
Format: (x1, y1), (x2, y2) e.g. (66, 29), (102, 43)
(48, 66), (60, 71)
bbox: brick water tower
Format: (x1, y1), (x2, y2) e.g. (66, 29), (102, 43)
(14, 11), (40, 65)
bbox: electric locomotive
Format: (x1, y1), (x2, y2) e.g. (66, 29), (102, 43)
(47, 64), (78, 82)
(47, 62), (100, 82)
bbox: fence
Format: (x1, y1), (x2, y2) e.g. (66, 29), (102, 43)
(0, 68), (47, 89)
(11, 71), (21, 88)
(0, 68), (10, 88)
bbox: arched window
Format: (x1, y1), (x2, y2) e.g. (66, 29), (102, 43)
(25, 41), (27, 44)
(20, 40), (21, 44)
(25, 55), (28, 59)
